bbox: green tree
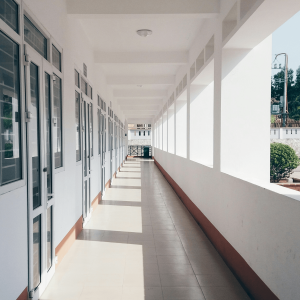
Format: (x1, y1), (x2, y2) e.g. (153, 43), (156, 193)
(270, 143), (300, 183)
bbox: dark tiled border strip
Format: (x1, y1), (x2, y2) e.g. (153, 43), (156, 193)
(154, 159), (278, 300)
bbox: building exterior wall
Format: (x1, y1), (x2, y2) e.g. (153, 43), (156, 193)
(0, 0), (127, 298)
(128, 129), (151, 140)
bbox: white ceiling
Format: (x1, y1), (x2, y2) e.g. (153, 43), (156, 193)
(69, 1), (219, 122)
(79, 15), (205, 52)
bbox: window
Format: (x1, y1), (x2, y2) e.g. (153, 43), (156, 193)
(81, 77), (87, 95)
(144, 131), (145, 136)
(83, 63), (87, 77)
(134, 131), (136, 136)
(0, 31), (22, 186)
(139, 131), (141, 136)
(98, 110), (100, 155)
(88, 85), (92, 99)
(75, 91), (80, 161)
(0, 0), (18, 32)
(53, 75), (62, 168)
(24, 15), (47, 59)
(296, 130), (298, 134)
(97, 95), (100, 107)
(75, 70), (79, 88)
(90, 104), (93, 156)
(148, 131), (150, 136)
(52, 45), (61, 71)
(286, 130), (288, 134)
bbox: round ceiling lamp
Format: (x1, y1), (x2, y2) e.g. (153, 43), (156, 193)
(136, 29), (152, 37)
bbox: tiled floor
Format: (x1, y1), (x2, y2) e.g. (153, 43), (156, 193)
(41, 158), (250, 300)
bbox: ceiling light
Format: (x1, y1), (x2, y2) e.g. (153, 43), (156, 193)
(136, 29), (152, 37)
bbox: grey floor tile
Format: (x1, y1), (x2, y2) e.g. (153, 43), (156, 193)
(201, 286), (250, 300)
(160, 274), (199, 287)
(196, 273), (240, 287)
(143, 287), (164, 300)
(158, 263), (195, 275)
(162, 287), (205, 299)
(157, 255), (191, 265)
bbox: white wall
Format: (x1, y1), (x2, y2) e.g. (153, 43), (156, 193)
(155, 148), (300, 300)
(190, 83), (214, 166)
(221, 37), (271, 183)
(0, 0), (126, 298)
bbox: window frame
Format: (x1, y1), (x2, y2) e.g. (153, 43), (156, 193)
(0, 20), (26, 195)
(23, 4), (65, 174)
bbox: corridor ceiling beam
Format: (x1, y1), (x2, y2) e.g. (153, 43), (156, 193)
(107, 75), (175, 85)
(67, 0), (220, 15)
(117, 99), (163, 105)
(114, 89), (167, 98)
(95, 52), (188, 65)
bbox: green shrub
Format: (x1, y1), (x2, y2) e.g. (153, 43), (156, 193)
(270, 143), (300, 183)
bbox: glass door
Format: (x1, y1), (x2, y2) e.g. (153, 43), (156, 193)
(81, 96), (91, 224)
(25, 47), (55, 299)
(100, 112), (105, 193)
(108, 118), (113, 181)
(114, 123), (117, 174)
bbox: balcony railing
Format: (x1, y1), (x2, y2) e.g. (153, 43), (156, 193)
(128, 145), (152, 157)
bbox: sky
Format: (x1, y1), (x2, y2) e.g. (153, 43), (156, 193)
(272, 10), (300, 76)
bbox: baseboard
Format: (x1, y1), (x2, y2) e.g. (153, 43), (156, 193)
(105, 179), (111, 189)
(55, 215), (83, 267)
(91, 191), (102, 210)
(16, 287), (27, 300)
(154, 159), (278, 300)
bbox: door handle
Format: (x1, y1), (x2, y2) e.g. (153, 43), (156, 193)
(43, 167), (47, 172)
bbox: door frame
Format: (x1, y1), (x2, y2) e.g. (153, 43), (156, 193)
(24, 45), (55, 299)
(81, 93), (92, 226)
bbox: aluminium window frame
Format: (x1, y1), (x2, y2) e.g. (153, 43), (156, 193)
(23, 3), (65, 174)
(0, 0), (27, 195)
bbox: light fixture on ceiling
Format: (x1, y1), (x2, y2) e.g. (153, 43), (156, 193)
(136, 29), (152, 37)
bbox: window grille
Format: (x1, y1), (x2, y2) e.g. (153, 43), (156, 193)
(0, 0), (18, 32)
(24, 15), (47, 59)
(83, 63), (87, 77)
(52, 45), (61, 71)
(75, 70), (80, 88)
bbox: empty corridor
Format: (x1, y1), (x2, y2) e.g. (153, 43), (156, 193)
(41, 159), (250, 300)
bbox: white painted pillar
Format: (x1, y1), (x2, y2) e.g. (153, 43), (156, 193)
(213, 20), (222, 172)
(187, 72), (191, 160)
(174, 99), (177, 155)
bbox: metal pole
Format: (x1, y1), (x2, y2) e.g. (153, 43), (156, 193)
(284, 54), (288, 127)
(275, 53), (288, 127)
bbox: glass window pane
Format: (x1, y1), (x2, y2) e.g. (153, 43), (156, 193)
(52, 45), (61, 72)
(83, 102), (87, 176)
(47, 207), (52, 271)
(75, 70), (79, 88)
(53, 74), (62, 168)
(98, 110), (100, 155)
(81, 77), (87, 95)
(75, 91), (80, 161)
(0, 31), (22, 186)
(33, 215), (41, 289)
(30, 63), (41, 209)
(24, 16), (47, 59)
(45, 73), (52, 197)
(0, 0), (18, 32)
(88, 85), (92, 99)
(90, 104), (93, 157)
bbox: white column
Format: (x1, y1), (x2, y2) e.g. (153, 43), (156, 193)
(187, 73), (191, 160)
(213, 20), (222, 172)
